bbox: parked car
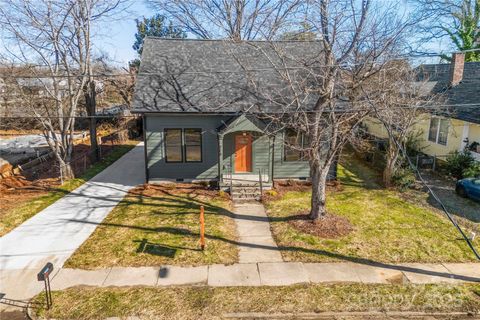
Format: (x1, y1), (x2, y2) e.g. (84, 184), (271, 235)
(455, 178), (480, 202)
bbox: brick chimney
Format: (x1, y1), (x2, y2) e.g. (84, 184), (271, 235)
(449, 52), (465, 86)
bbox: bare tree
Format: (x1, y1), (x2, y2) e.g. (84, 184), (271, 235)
(362, 62), (432, 187)
(97, 58), (137, 108)
(0, 0), (124, 178)
(135, 0), (418, 220)
(148, 0), (302, 40)
(241, 0), (418, 220)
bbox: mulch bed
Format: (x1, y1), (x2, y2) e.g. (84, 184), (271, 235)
(131, 183), (228, 200)
(288, 211), (354, 238)
(263, 180), (344, 202)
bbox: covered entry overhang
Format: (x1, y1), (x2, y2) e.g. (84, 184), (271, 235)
(217, 114), (273, 186)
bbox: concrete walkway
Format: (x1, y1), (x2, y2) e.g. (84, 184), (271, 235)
(48, 262), (479, 291)
(233, 202), (283, 263)
(0, 144), (145, 301)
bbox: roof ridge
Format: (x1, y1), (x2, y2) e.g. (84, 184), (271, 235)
(144, 36), (322, 43)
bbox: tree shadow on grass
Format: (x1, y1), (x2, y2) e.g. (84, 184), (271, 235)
(66, 218), (480, 283)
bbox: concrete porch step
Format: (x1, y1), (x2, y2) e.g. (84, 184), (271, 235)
(232, 194), (261, 200)
(231, 187), (261, 193)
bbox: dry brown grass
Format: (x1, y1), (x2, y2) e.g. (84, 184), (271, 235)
(33, 284), (480, 319)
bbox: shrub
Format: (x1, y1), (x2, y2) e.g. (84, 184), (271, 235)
(218, 190), (229, 198)
(265, 190), (278, 197)
(392, 167), (416, 190)
(463, 162), (480, 178)
(445, 150), (475, 179)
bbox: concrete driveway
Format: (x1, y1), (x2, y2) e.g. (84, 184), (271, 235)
(420, 171), (480, 224)
(0, 143), (145, 301)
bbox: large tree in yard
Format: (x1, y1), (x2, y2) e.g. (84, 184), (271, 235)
(241, 0), (419, 220)
(141, 0), (420, 221)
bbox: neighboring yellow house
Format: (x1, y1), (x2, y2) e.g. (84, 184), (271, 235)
(364, 53), (480, 162)
(365, 115), (480, 161)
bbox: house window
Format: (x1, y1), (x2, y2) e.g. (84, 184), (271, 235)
(284, 129), (306, 161)
(428, 117), (449, 146)
(184, 129), (202, 162)
(164, 129), (183, 162)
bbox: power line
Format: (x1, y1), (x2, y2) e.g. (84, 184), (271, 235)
(364, 92), (480, 261)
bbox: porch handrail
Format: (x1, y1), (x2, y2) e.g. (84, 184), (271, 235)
(258, 169), (263, 202)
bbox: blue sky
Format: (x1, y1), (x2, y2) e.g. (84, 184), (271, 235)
(94, 1), (152, 67)
(95, 0), (446, 67)
(2, 0), (445, 67)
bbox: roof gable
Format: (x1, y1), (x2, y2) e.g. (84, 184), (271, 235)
(132, 38), (322, 114)
(217, 114), (266, 135)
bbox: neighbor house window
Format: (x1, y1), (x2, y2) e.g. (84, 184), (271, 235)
(184, 129), (202, 162)
(284, 129), (305, 161)
(164, 129), (183, 162)
(428, 117), (449, 146)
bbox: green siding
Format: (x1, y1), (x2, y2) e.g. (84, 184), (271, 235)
(145, 114), (336, 181)
(222, 132), (270, 174)
(145, 114), (230, 180)
(272, 132), (337, 179)
(273, 132), (310, 178)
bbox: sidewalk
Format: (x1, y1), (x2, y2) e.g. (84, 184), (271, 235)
(50, 262), (479, 291)
(0, 144), (145, 301)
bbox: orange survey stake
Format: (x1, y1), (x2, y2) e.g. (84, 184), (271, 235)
(200, 205), (205, 250)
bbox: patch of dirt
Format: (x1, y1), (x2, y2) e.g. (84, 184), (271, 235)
(130, 183), (227, 200)
(288, 211), (354, 238)
(264, 179), (343, 202)
(0, 176), (59, 218)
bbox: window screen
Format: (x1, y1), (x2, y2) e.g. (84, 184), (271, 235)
(428, 118), (439, 142)
(184, 129), (202, 162)
(164, 129), (183, 162)
(437, 119), (449, 145)
(428, 117), (449, 145)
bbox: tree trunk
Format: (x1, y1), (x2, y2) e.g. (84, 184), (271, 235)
(85, 81), (99, 163)
(58, 158), (74, 181)
(309, 161), (330, 220)
(383, 141), (399, 188)
(383, 157), (395, 187)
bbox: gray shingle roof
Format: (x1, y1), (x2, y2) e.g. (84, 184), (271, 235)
(132, 38), (322, 113)
(416, 62), (480, 124)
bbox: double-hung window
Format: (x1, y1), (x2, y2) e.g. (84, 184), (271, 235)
(184, 129), (202, 162)
(428, 117), (449, 146)
(284, 129), (306, 161)
(164, 129), (183, 162)
(164, 128), (203, 163)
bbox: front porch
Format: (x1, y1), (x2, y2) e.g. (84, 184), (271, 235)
(217, 114), (274, 191)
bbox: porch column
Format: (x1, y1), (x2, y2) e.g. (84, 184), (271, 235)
(268, 135), (274, 183)
(218, 133), (224, 184)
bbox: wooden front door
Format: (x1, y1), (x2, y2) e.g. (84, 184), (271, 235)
(234, 133), (252, 172)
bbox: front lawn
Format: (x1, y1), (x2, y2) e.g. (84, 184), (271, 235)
(266, 154), (480, 263)
(33, 284), (480, 319)
(64, 184), (238, 268)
